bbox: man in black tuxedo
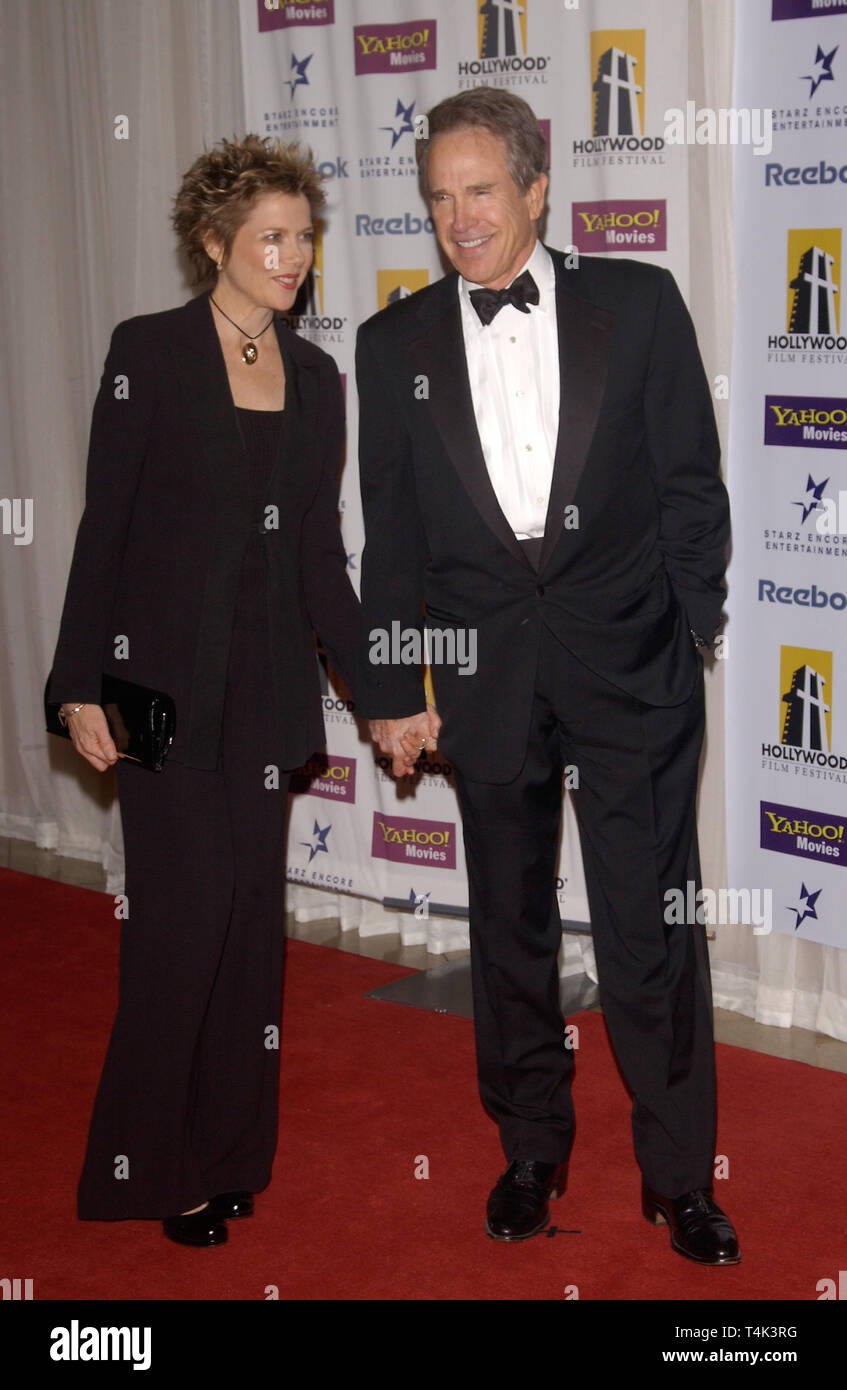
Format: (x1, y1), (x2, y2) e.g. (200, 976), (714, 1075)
(355, 88), (737, 1264)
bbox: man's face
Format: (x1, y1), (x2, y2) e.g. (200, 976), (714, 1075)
(426, 126), (547, 290)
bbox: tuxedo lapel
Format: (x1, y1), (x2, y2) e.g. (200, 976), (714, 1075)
(538, 254), (614, 573)
(408, 279), (532, 571)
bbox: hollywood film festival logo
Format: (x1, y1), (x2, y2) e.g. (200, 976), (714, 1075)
(573, 30), (665, 169)
(768, 228), (843, 364)
(457, 1), (550, 90)
(761, 645), (847, 785)
(281, 221), (346, 346)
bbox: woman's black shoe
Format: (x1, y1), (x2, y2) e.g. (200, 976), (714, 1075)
(207, 1191), (254, 1220)
(162, 1206), (228, 1247)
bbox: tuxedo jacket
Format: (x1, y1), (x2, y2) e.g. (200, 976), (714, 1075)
(50, 292), (359, 771)
(355, 247), (730, 784)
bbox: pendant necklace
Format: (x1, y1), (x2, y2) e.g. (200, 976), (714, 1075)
(210, 295), (274, 365)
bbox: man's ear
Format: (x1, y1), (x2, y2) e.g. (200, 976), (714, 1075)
(527, 171), (548, 222)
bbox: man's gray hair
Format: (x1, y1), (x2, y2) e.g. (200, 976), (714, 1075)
(416, 86), (548, 194)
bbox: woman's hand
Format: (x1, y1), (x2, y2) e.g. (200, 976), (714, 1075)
(61, 704), (119, 772)
(370, 703), (442, 778)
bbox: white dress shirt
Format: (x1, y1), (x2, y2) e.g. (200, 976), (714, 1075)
(458, 239), (560, 539)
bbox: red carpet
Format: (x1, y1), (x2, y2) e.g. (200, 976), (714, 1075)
(0, 864), (844, 1301)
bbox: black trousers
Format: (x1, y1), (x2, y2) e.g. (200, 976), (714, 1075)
(77, 615), (290, 1220)
(452, 623), (716, 1197)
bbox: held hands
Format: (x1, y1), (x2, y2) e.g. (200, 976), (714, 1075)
(61, 703), (119, 773)
(369, 703), (442, 778)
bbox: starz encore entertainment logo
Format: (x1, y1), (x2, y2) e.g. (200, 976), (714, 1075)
(787, 881), (821, 930)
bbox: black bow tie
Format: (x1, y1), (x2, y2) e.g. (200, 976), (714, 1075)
(468, 269), (539, 326)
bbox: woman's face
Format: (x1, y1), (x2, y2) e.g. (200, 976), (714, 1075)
(209, 191), (315, 312)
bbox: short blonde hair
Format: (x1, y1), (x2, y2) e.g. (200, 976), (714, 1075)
(172, 134), (326, 285)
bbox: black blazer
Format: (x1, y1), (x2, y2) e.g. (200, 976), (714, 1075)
(355, 247), (730, 783)
(50, 292), (359, 771)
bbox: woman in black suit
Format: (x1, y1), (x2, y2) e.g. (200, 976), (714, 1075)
(49, 136), (360, 1246)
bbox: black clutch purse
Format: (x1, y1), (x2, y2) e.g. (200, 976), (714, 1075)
(45, 673), (176, 772)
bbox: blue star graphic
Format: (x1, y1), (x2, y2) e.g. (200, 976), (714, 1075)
(380, 98), (416, 150)
(286, 53), (313, 100)
(787, 883), (821, 931)
(301, 820), (331, 863)
(346, 552), (358, 570)
(801, 44), (837, 100)
(793, 474), (828, 525)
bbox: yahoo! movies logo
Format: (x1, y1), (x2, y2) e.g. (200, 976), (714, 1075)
(457, 1), (550, 89)
(760, 800), (846, 866)
(291, 754), (357, 803)
(372, 813), (457, 869)
(573, 31), (665, 167)
(572, 199), (666, 253)
(258, 0), (335, 30)
(765, 396), (847, 450)
(772, 0), (847, 19)
(354, 20), (437, 75)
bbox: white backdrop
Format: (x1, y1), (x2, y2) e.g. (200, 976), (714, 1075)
(1, 0), (845, 1038)
(239, 0), (690, 951)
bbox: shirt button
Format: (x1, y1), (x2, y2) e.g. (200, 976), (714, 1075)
(525, 444), (533, 451)
(536, 584), (545, 597)
(516, 389), (524, 398)
(510, 336), (516, 343)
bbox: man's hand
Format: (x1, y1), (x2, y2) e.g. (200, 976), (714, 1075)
(61, 703), (119, 773)
(369, 703), (442, 778)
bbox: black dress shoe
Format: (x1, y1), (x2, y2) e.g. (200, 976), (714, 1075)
(642, 1183), (740, 1265)
(485, 1159), (567, 1242)
(207, 1191), (254, 1220)
(162, 1206), (228, 1247)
